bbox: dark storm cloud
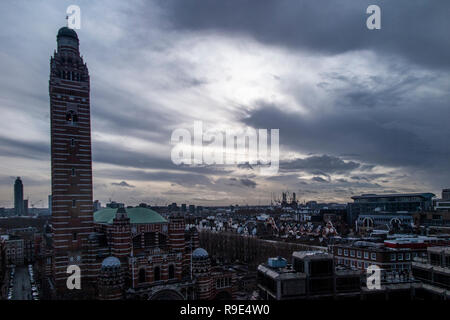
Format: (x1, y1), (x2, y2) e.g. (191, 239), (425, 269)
(161, 0), (450, 69)
(99, 168), (213, 187)
(111, 181), (135, 188)
(0, 136), (49, 161)
(93, 140), (230, 176)
(280, 155), (360, 174)
(239, 178), (257, 188)
(311, 176), (329, 183)
(92, 88), (174, 141)
(0, 175), (49, 187)
(243, 99), (450, 172)
(220, 177), (257, 189)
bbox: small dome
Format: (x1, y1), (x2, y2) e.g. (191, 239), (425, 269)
(192, 248), (209, 258)
(57, 26), (79, 40)
(101, 256), (121, 268)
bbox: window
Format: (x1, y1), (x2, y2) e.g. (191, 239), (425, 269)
(144, 232), (156, 247)
(350, 250), (355, 257)
(132, 235), (142, 249)
(405, 253), (411, 261)
(72, 199), (76, 208)
(71, 138), (75, 147)
(364, 252), (369, 259)
(66, 111), (78, 125)
(154, 266), (161, 282)
(338, 248), (342, 255)
(344, 249), (348, 257)
(138, 268), (146, 283)
(357, 261), (362, 268)
(159, 233), (167, 246)
(371, 253), (376, 260)
(357, 251), (362, 258)
(168, 265), (175, 279)
(398, 253), (403, 261)
(71, 168), (76, 176)
(391, 254), (396, 261)
(73, 232), (77, 241)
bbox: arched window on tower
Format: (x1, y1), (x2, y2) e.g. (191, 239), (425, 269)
(66, 111), (78, 125)
(138, 268), (146, 283)
(133, 235), (142, 249)
(168, 265), (175, 279)
(159, 233), (167, 247)
(154, 266), (161, 282)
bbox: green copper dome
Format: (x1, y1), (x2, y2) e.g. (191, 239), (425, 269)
(57, 27), (78, 40)
(94, 207), (167, 224)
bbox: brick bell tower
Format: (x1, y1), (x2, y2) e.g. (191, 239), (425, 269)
(49, 26), (94, 296)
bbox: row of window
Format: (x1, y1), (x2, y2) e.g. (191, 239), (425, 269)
(56, 70), (85, 82)
(216, 277), (232, 289)
(54, 94), (87, 103)
(337, 259), (411, 271)
(390, 253), (412, 261)
(337, 248), (377, 261)
(138, 265), (175, 283)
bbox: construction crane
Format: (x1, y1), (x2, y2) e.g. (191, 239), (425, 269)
(30, 199), (43, 208)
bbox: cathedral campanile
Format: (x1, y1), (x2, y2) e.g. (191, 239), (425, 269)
(49, 26), (94, 295)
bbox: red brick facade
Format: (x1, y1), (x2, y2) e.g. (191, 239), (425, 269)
(49, 27), (94, 294)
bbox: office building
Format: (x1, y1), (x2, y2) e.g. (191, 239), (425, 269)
(257, 252), (361, 300)
(412, 246), (450, 299)
(14, 177), (24, 216)
(348, 193), (435, 228)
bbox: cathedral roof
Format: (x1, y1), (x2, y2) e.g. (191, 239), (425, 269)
(94, 207), (167, 224)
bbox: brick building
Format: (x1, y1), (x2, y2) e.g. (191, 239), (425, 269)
(2, 235), (24, 266)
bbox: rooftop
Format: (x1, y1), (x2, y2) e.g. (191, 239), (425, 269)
(292, 251), (332, 260)
(352, 193), (435, 200)
(94, 207), (167, 224)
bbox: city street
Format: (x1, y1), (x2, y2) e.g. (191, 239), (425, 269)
(12, 267), (32, 300)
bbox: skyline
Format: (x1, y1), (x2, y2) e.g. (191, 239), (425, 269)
(0, 1), (450, 207)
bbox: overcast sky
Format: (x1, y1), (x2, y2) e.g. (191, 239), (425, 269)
(0, 0), (449, 208)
